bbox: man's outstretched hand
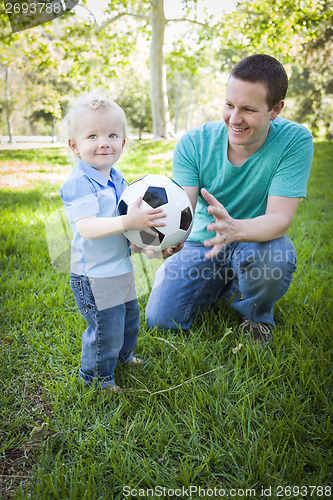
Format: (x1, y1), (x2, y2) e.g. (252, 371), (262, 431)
(201, 188), (238, 258)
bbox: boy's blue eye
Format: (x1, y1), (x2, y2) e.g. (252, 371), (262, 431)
(109, 133), (117, 138)
(89, 134), (97, 139)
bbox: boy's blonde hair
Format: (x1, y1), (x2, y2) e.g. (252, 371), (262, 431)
(65, 92), (127, 142)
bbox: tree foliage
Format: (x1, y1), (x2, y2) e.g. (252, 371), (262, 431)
(0, 0), (332, 139)
(222, 0), (330, 59)
(0, 3), (72, 138)
(219, 0), (332, 136)
(0, 3), (136, 139)
(98, 0), (223, 137)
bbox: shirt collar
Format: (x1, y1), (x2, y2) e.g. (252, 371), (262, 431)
(76, 159), (125, 188)
(110, 166), (124, 185)
(77, 159), (109, 186)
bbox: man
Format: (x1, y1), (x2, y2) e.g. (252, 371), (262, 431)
(144, 54), (313, 344)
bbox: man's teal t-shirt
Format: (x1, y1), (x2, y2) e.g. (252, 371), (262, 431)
(172, 116), (313, 243)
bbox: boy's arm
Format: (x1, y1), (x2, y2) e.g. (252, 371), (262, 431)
(75, 214), (128, 239)
(75, 197), (166, 240)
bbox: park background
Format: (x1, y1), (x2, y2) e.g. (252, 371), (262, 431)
(1, 0), (332, 499)
(1, 0), (332, 143)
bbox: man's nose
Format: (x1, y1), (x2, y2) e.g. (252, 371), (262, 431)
(230, 108), (243, 124)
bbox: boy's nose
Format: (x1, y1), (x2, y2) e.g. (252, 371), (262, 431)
(100, 138), (111, 147)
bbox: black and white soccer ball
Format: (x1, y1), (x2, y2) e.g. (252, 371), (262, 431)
(118, 174), (193, 251)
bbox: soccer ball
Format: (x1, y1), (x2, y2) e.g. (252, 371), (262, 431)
(118, 174), (193, 251)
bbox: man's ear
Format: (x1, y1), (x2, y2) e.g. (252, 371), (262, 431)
(270, 100), (284, 120)
(68, 139), (79, 155)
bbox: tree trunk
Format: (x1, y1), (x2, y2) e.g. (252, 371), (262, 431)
(4, 66), (14, 144)
(185, 86), (192, 131)
(51, 118), (55, 142)
(174, 72), (182, 134)
(149, 0), (173, 138)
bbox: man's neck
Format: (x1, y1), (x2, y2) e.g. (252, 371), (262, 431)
(227, 144), (256, 166)
(227, 130), (271, 166)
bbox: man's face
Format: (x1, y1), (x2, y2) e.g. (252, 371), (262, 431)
(69, 107), (125, 173)
(223, 76), (283, 154)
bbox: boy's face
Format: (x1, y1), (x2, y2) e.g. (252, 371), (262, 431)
(223, 76), (284, 155)
(69, 107), (126, 173)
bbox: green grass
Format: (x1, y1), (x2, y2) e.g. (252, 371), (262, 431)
(0, 141), (332, 499)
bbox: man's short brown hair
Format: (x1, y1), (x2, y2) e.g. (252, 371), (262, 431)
(230, 54), (288, 110)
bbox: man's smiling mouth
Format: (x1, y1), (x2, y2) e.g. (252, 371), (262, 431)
(230, 125), (249, 132)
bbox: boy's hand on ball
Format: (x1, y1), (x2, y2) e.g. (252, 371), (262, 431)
(125, 197), (166, 235)
(118, 174), (193, 251)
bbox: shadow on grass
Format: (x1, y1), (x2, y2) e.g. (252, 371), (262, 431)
(0, 147), (69, 165)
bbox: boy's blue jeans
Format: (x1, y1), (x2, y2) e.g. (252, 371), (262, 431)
(145, 237), (297, 331)
(70, 274), (139, 389)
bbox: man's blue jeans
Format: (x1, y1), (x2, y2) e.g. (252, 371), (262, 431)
(70, 274), (139, 389)
(145, 237), (297, 331)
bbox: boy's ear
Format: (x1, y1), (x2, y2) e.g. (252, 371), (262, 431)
(122, 138), (126, 149)
(68, 139), (79, 155)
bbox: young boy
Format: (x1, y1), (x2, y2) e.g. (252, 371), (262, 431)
(60, 93), (166, 392)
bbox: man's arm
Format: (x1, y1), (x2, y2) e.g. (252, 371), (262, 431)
(234, 195), (300, 241)
(202, 189), (300, 258)
(183, 186), (199, 212)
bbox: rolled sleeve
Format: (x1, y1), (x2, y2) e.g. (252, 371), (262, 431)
(60, 176), (99, 221)
(268, 129), (313, 198)
(67, 193), (99, 222)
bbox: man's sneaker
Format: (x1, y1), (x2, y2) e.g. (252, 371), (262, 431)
(240, 318), (272, 345)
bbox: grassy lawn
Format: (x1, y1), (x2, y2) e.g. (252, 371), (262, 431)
(0, 140), (332, 499)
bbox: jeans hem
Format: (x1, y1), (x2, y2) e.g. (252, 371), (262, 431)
(80, 369), (115, 388)
(119, 350), (133, 364)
